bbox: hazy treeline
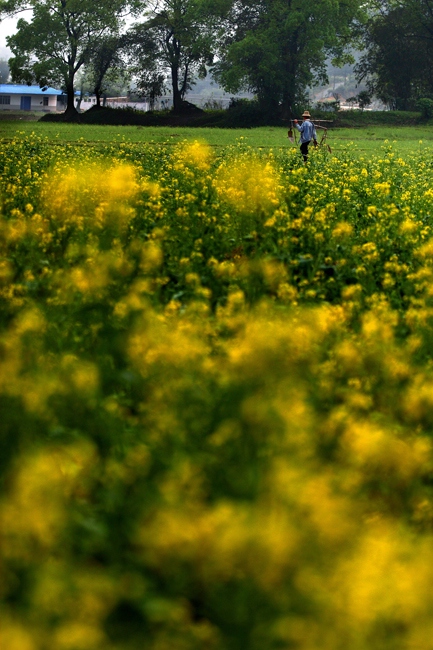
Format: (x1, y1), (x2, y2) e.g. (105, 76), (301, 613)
(0, 0), (432, 118)
(0, 0), (362, 118)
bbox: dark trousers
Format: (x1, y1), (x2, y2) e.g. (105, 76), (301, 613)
(300, 140), (311, 162)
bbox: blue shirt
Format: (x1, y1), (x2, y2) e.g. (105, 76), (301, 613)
(295, 119), (317, 144)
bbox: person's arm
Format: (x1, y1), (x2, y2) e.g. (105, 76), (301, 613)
(293, 119), (302, 133)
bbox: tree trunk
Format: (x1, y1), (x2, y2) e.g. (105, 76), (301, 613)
(62, 78), (80, 121)
(171, 64), (183, 112)
(282, 88), (296, 121)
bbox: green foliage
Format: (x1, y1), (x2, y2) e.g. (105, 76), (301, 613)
(223, 98), (270, 126)
(357, 90), (371, 111)
(84, 34), (129, 107)
(1, 0), (127, 115)
(417, 97), (433, 119)
(315, 99), (341, 113)
(357, 0), (433, 109)
(334, 111), (421, 128)
(214, 0), (366, 118)
(128, 0), (224, 112)
(122, 25), (167, 108)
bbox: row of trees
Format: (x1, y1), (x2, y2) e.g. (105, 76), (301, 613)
(0, 0), (366, 119)
(2, 0), (432, 117)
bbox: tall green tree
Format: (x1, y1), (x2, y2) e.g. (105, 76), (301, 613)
(356, 0), (433, 109)
(0, 0), (127, 118)
(85, 33), (130, 107)
(213, 0), (365, 117)
(129, 0), (228, 112)
(123, 25), (167, 108)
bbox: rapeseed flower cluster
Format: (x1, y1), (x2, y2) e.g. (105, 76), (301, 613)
(3, 134), (433, 648)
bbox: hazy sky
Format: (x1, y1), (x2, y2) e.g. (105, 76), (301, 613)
(0, 16), (23, 59)
(0, 17), (16, 58)
(0, 12), (128, 60)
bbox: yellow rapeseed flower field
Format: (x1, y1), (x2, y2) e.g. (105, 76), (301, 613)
(3, 133), (433, 648)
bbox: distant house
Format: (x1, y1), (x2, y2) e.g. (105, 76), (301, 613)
(0, 84), (66, 112)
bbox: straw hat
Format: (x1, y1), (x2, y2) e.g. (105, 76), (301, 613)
(302, 110), (311, 117)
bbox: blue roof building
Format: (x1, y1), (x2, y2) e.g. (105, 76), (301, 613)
(0, 84), (65, 112)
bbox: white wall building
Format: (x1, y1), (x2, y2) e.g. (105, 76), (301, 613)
(0, 84), (65, 112)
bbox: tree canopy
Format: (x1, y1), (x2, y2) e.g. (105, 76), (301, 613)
(356, 0), (433, 109)
(129, 0), (228, 112)
(85, 33), (129, 107)
(0, 0), (127, 116)
(0, 0), (374, 119)
(213, 0), (365, 117)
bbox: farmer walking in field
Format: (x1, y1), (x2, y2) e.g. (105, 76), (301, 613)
(294, 111), (318, 162)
